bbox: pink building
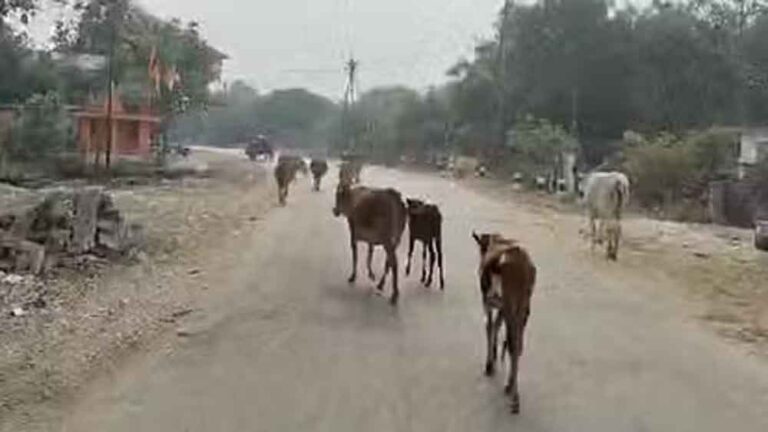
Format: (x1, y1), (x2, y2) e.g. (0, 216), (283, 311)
(74, 93), (160, 162)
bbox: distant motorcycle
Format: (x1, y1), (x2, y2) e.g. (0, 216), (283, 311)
(246, 136), (274, 162)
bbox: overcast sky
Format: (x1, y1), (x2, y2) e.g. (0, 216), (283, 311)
(28, 0), (652, 100)
(132, 0), (504, 99)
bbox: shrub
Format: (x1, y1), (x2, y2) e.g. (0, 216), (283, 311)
(624, 133), (695, 208)
(10, 92), (74, 161)
(623, 130), (738, 220)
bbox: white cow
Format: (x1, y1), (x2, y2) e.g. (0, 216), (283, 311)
(583, 172), (630, 260)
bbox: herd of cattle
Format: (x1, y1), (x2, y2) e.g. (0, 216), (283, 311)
(268, 153), (630, 414)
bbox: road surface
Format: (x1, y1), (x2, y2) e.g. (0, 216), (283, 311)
(62, 167), (768, 431)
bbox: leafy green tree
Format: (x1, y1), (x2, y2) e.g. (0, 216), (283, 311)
(10, 92), (73, 160)
(56, 0), (225, 112)
(170, 83), (338, 150)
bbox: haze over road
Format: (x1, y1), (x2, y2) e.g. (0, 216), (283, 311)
(62, 167), (768, 431)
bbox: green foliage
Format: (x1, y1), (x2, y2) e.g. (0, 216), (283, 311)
(509, 116), (579, 170)
(334, 86), (453, 164)
(443, 0), (768, 168)
(0, 23), (61, 103)
(170, 82), (338, 150)
(10, 92), (73, 160)
(624, 130), (738, 208)
(53, 0), (224, 112)
(625, 134), (695, 207)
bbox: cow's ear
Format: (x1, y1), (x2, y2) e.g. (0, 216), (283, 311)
(472, 231), (482, 247)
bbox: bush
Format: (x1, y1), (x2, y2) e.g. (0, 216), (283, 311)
(623, 130), (738, 220)
(625, 133), (694, 207)
(10, 92), (74, 161)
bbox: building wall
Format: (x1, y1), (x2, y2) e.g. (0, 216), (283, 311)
(77, 118), (154, 160)
(709, 180), (768, 228)
(0, 110), (15, 152)
(738, 128), (768, 179)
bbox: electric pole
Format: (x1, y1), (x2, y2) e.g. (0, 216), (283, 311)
(342, 57), (358, 151)
(104, 0), (125, 171)
(496, 0), (513, 151)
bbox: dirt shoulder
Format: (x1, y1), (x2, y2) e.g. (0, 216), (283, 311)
(0, 150), (276, 427)
(462, 175), (768, 358)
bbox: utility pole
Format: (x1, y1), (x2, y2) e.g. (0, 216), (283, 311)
(104, 31), (115, 171)
(342, 57), (358, 151)
(104, 0), (124, 171)
(496, 0), (513, 151)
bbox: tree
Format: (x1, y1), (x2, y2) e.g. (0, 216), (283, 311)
(170, 84), (338, 150)
(55, 0), (225, 111)
(0, 0), (66, 25)
(10, 92), (73, 160)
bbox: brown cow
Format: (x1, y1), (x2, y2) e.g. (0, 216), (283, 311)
(339, 160), (363, 186)
(310, 158), (329, 191)
(274, 156), (307, 206)
(405, 199), (444, 289)
(472, 232), (536, 414)
(333, 184), (406, 305)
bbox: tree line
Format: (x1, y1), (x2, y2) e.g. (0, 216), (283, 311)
(1, 0), (224, 167)
(339, 0), (768, 169)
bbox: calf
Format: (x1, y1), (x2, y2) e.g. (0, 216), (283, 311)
(583, 172), (630, 260)
(472, 232), (536, 414)
(274, 156), (308, 206)
(310, 159), (329, 191)
(333, 184), (406, 305)
(405, 199), (444, 289)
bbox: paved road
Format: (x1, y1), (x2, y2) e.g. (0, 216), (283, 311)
(63, 167), (768, 431)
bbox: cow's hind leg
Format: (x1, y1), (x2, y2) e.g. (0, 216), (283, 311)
(386, 245), (399, 305)
(405, 236), (415, 276)
(589, 216), (598, 253)
(348, 235), (358, 284)
(504, 318), (521, 414)
(436, 233), (444, 290)
(425, 239), (436, 288)
(366, 244), (377, 281)
(377, 249), (391, 292)
(484, 311), (503, 376)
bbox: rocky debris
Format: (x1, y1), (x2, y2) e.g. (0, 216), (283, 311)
(0, 271), (48, 316)
(0, 186), (143, 275)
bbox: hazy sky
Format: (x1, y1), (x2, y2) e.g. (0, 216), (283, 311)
(27, 1), (652, 100)
(134, 0), (504, 99)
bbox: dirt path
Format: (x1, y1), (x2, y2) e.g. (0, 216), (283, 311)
(0, 148), (275, 428)
(44, 167), (768, 431)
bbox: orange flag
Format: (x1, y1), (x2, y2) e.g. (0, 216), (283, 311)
(148, 46), (162, 94)
(164, 65), (180, 91)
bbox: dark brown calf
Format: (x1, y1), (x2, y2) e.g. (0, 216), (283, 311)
(472, 232), (536, 414)
(310, 159), (329, 191)
(405, 199), (444, 289)
(333, 184), (406, 305)
(274, 156), (307, 206)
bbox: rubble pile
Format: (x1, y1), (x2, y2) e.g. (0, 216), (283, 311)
(0, 186), (143, 275)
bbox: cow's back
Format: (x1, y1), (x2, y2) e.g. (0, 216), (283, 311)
(584, 172), (630, 217)
(348, 187), (405, 245)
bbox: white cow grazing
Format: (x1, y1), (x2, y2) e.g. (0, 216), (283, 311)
(583, 172), (630, 260)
